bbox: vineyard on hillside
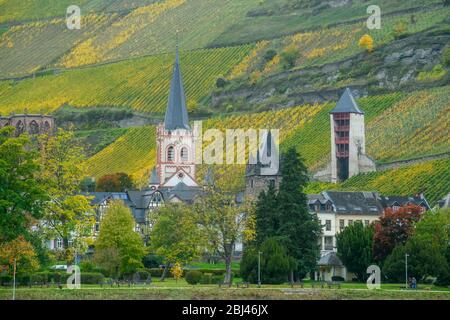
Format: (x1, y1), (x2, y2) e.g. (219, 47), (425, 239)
(0, 14), (115, 77)
(225, 7), (450, 83)
(85, 125), (156, 183)
(0, 45), (252, 114)
(307, 158), (450, 205)
(213, 0), (442, 46)
(366, 86), (450, 163)
(58, 0), (261, 68)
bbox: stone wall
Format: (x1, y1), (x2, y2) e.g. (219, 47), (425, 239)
(0, 114), (55, 136)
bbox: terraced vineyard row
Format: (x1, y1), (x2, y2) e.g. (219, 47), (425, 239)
(366, 86), (450, 163)
(0, 14), (115, 77)
(0, 45), (252, 114)
(307, 158), (450, 205)
(85, 125), (156, 183)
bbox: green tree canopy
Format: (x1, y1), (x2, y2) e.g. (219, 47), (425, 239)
(0, 127), (47, 243)
(37, 128), (94, 263)
(94, 200), (146, 278)
(240, 237), (294, 284)
(336, 222), (375, 281)
(272, 147), (321, 279)
(150, 203), (201, 280)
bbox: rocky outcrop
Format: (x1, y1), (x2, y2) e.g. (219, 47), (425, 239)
(212, 29), (449, 111)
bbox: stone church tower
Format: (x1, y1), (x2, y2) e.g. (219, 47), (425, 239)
(314, 88), (376, 183)
(245, 130), (282, 199)
(154, 47), (199, 188)
(329, 88), (376, 183)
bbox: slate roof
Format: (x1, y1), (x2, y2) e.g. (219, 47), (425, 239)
(379, 195), (430, 210)
(164, 47), (190, 131)
(330, 88), (364, 114)
(437, 194), (450, 208)
(317, 252), (343, 266)
(323, 191), (384, 215)
(149, 167), (160, 185)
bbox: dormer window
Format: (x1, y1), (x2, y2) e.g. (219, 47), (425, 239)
(167, 146), (175, 162)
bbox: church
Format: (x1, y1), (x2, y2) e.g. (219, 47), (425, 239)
(78, 47), (206, 247)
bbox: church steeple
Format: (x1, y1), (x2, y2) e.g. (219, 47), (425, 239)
(164, 43), (190, 131)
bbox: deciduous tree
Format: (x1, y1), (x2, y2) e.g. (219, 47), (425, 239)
(193, 170), (255, 285)
(373, 205), (423, 264)
(38, 129), (94, 264)
(0, 127), (47, 243)
(94, 200), (146, 278)
(150, 204), (201, 281)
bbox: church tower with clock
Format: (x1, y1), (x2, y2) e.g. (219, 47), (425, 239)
(155, 47), (199, 188)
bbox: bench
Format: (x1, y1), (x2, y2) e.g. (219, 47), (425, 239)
(218, 282), (232, 288)
(311, 281), (326, 289)
(290, 281), (304, 288)
(236, 282), (250, 288)
(326, 281), (342, 289)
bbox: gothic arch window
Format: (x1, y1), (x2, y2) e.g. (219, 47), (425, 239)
(181, 147), (188, 162)
(29, 120), (39, 134)
(16, 120), (24, 135)
(43, 121), (51, 133)
(167, 146), (175, 162)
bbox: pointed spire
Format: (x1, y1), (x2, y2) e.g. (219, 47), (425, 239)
(149, 167), (160, 185)
(164, 37), (190, 131)
(330, 88), (364, 114)
(204, 167), (214, 186)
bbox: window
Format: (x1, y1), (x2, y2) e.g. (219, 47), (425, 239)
(356, 220), (362, 225)
(181, 147), (188, 162)
(167, 146), (175, 162)
(339, 219), (345, 232)
(324, 236), (333, 251)
(364, 220), (370, 227)
(325, 220), (331, 231)
(326, 204), (332, 211)
(56, 238), (63, 249)
(269, 179), (275, 188)
(348, 220), (353, 225)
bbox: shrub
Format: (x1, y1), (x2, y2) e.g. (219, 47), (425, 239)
(216, 77), (228, 88)
(200, 273), (213, 284)
(241, 238), (291, 284)
(0, 275), (13, 285)
(30, 272), (49, 284)
(443, 47), (450, 66)
(212, 274), (224, 284)
(142, 254), (164, 269)
(264, 49), (277, 62)
(185, 270), (203, 285)
(80, 272), (104, 284)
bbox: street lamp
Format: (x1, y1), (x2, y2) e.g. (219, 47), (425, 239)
(258, 251), (262, 288)
(405, 253), (409, 289)
(12, 258), (16, 301)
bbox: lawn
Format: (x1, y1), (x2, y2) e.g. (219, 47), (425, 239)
(1, 279), (449, 300)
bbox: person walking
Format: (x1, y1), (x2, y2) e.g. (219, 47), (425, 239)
(412, 277), (417, 289)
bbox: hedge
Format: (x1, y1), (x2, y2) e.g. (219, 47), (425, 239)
(80, 272), (104, 284)
(185, 271), (203, 285)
